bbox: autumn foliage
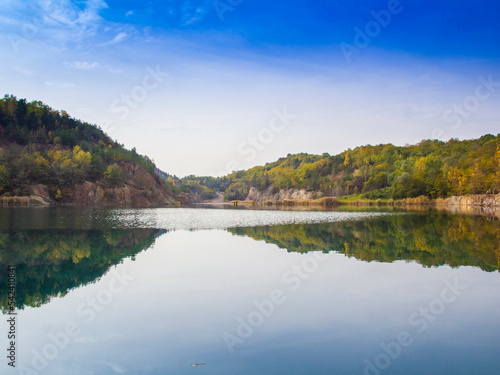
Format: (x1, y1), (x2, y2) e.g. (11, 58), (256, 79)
(0, 95), (154, 198)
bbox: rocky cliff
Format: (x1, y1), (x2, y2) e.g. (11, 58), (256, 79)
(245, 185), (319, 203)
(244, 187), (500, 211)
(27, 161), (178, 207)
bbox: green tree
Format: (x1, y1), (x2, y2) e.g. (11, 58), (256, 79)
(0, 164), (9, 192)
(102, 165), (125, 187)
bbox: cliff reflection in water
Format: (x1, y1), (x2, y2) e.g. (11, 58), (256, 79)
(229, 211), (500, 272)
(0, 229), (165, 311)
(1, 210), (498, 313)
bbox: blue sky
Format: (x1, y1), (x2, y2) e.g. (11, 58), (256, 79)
(1, 0), (499, 176)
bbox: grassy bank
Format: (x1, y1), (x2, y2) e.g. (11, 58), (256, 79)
(0, 196), (30, 206)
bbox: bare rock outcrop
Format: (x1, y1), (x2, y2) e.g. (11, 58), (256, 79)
(27, 162), (178, 207)
(245, 185), (318, 203)
(449, 193), (500, 207)
(27, 184), (52, 205)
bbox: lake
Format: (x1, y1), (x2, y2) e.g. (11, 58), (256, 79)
(1, 207), (499, 375)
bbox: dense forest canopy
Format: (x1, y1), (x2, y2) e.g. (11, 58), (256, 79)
(0, 95), (156, 199)
(181, 134), (500, 201)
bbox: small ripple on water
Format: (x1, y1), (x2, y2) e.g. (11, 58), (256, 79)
(102, 208), (396, 230)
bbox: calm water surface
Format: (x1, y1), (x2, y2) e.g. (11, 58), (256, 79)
(1, 207), (499, 375)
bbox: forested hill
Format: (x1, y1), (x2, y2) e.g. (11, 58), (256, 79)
(0, 95), (176, 206)
(2, 95), (498, 205)
(182, 134), (500, 201)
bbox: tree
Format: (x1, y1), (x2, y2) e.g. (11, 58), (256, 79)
(0, 164), (9, 192)
(89, 153), (105, 181)
(16, 98), (28, 127)
(102, 165), (125, 187)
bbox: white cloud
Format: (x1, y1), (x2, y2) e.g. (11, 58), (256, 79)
(178, 0), (211, 26)
(64, 61), (100, 70)
(34, 0), (109, 43)
(74, 0), (109, 28)
(1, 0), (135, 51)
(101, 362), (125, 374)
(102, 32), (129, 45)
(44, 81), (76, 88)
(62, 61), (122, 75)
(125, 10), (134, 17)
(42, 0), (107, 28)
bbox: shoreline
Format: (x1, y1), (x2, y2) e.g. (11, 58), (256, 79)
(227, 193), (500, 208)
(2, 193), (499, 216)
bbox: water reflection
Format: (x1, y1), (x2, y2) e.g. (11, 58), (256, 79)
(0, 229), (164, 311)
(1, 210), (498, 313)
(0, 208), (499, 375)
(229, 211), (500, 272)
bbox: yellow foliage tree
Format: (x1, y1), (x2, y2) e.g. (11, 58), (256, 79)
(72, 146), (91, 168)
(344, 152), (350, 166)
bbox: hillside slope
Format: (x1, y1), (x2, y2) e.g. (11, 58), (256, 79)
(181, 135), (500, 202)
(0, 95), (177, 206)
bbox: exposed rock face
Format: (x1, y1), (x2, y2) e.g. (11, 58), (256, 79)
(177, 192), (201, 204)
(60, 181), (103, 206)
(62, 182), (175, 207)
(449, 194), (500, 207)
(27, 162), (178, 207)
(27, 184), (51, 205)
(245, 185), (318, 203)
